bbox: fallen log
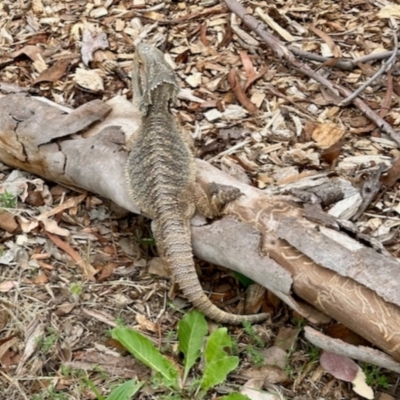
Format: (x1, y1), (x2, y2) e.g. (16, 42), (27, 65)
(1, 93), (400, 369)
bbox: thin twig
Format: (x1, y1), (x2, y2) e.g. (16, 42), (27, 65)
(289, 46), (400, 71)
(208, 138), (251, 162)
(223, 0), (400, 147)
(340, 22), (399, 105)
(0, 371), (29, 400)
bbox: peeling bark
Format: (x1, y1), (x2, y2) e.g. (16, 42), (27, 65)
(1, 93), (400, 368)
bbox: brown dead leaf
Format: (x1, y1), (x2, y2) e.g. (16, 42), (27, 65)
(148, 257), (169, 278)
(200, 23), (210, 46)
(303, 121), (316, 142)
(0, 349), (20, 369)
(0, 281), (18, 292)
(321, 137), (345, 168)
(262, 346), (287, 369)
(97, 262), (119, 281)
(55, 303), (75, 316)
(325, 324), (367, 347)
(218, 22), (233, 48)
(32, 59), (70, 84)
(210, 283), (235, 303)
(37, 260), (54, 270)
(381, 157), (400, 187)
(0, 333), (16, 347)
(228, 69), (257, 113)
(239, 51), (269, 92)
(0, 336), (19, 363)
(38, 216), (70, 236)
(274, 326), (299, 351)
(31, 273), (49, 285)
(175, 49), (190, 64)
(25, 189), (45, 206)
(240, 51), (257, 83)
(312, 122), (346, 148)
(349, 125), (375, 134)
(323, 21), (343, 32)
(31, 252), (51, 260)
(247, 66), (269, 91)
(105, 337), (129, 353)
(18, 216), (39, 233)
(356, 62), (376, 77)
(0, 211), (18, 233)
(46, 232), (96, 280)
(242, 364), (289, 384)
(9, 45), (43, 62)
(309, 25), (341, 59)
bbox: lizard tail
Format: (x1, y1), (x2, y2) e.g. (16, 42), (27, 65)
(161, 219), (269, 325)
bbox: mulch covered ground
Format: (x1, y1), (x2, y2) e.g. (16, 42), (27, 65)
(1, 0), (400, 399)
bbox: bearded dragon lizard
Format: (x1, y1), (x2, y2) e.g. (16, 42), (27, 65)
(126, 42), (268, 324)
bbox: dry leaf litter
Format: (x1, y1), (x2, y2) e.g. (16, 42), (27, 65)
(0, 0), (400, 399)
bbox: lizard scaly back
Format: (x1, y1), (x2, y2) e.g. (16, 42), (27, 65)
(126, 43), (268, 324)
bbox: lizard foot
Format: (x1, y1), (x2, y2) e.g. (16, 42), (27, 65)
(195, 182), (243, 219)
(209, 182), (242, 207)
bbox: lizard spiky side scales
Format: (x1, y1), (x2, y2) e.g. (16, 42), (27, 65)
(126, 43), (269, 324)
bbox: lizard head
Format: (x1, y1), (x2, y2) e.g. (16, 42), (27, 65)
(132, 42), (179, 113)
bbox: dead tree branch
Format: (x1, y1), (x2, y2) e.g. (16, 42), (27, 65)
(289, 47), (400, 72)
(340, 19), (399, 105)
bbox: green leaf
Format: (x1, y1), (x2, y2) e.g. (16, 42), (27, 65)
(220, 394), (251, 400)
(200, 328), (239, 392)
(178, 311), (208, 382)
(83, 377), (105, 400)
(233, 271), (254, 287)
(106, 380), (143, 400)
(112, 328), (180, 389)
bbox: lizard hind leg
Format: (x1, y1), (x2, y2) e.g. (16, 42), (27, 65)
(195, 182), (243, 219)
